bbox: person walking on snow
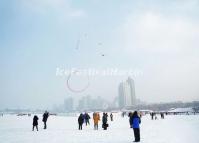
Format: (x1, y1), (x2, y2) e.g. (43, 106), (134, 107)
(102, 113), (108, 130)
(130, 111), (141, 142)
(93, 112), (100, 130)
(32, 115), (39, 131)
(42, 111), (49, 129)
(84, 112), (90, 126)
(110, 113), (113, 121)
(78, 113), (84, 130)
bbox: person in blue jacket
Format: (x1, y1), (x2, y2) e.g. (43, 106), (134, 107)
(130, 111), (141, 142)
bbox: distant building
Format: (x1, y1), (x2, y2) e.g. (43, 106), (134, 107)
(118, 77), (136, 108)
(127, 77), (136, 106)
(77, 95), (92, 111)
(64, 97), (74, 111)
(77, 95), (108, 111)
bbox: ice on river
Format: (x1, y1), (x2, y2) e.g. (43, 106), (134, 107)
(0, 113), (199, 143)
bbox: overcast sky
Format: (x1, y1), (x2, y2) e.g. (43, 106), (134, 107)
(0, 0), (199, 109)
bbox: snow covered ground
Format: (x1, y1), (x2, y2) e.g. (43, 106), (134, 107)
(0, 113), (199, 143)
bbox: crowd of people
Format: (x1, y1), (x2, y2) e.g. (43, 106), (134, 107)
(31, 110), (170, 142)
(150, 112), (165, 120)
(78, 112), (112, 130)
(0, 108), (196, 143)
(32, 111), (141, 141)
(77, 111), (141, 142)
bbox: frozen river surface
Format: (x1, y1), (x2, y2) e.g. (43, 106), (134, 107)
(0, 113), (199, 143)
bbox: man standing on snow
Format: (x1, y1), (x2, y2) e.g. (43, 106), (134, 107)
(42, 111), (49, 129)
(102, 113), (108, 130)
(130, 111), (141, 142)
(84, 112), (90, 126)
(78, 113), (84, 130)
(110, 113), (113, 121)
(32, 115), (39, 131)
(93, 112), (100, 130)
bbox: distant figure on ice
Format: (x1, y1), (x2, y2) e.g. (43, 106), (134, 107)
(32, 115), (39, 131)
(102, 113), (108, 130)
(155, 114), (158, 120)
(160, 113), (164, 119)
(42, 111), (49, 129)
(93, 112), (100, 130)
(130, 111), (141, 142)
(122, 112), (125, 117)
(84, 112), (90, 126)
(78, 113), (84, 130)
(150, 112), (156, 120)
(110, 113), (113, 121)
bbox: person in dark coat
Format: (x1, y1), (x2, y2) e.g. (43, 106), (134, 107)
(84, 113), (90, 126)
(42, 111), (49, 129)
(102, 113), (108, 130)
(32, 115), (39, 131)
(110, 113), (113, 121)
(130, 111), (141, 142)
(78, 113), (84, 130)
(161, 113), (164, 119)
(128, 112), (133, 128)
